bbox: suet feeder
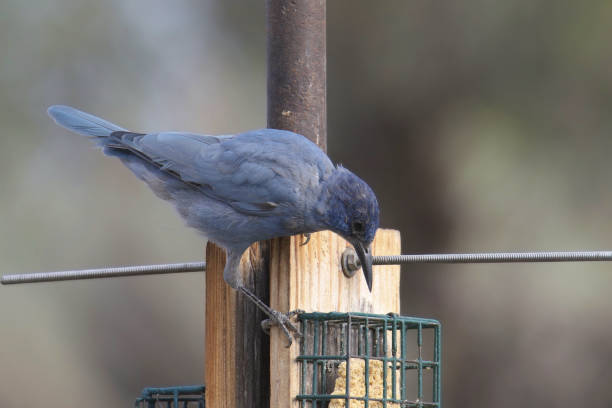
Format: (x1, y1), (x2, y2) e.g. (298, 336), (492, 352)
(134, 385), (205, 408)
(297, 312), (441, 407)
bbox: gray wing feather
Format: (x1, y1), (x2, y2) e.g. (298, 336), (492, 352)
(109, 129), (334, 216)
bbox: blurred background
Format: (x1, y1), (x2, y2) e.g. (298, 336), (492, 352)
(2, 0), (612, 406)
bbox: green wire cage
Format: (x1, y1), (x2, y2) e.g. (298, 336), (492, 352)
(134, 385), (205, 408)
(132, 313), (441, 407)
(296, 312), (441, 407)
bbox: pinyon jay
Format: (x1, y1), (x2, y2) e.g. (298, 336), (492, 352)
(48, 105), (379, 345)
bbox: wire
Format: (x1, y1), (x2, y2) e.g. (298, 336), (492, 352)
(372, 251), (612, 265)
(4, 250), (612, 285)
(1, 262), (206, 284)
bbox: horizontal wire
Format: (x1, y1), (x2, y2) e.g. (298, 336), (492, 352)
(372, 251), (612, 265)
(3, 250), (612, 285)
(1, 262), (206, 285)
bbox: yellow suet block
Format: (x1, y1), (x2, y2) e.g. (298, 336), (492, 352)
(329, 358), (400, 408)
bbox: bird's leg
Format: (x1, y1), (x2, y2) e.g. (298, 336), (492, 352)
(238, 286), (303, 347)
(260, 309), (304, 335)
(300, 233), (311, 246)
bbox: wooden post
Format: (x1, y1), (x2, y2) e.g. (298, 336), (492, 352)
(269, 230), (401, 407)
(206, 2), (401, 407)
(205, 242), (270, 408)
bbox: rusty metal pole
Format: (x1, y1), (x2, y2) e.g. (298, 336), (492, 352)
(267, 0), (327, 150)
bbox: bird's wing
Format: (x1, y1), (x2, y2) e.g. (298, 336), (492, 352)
(108, 129), (334, 216)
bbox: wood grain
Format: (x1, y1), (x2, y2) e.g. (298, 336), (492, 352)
(269, 228), (401, 407)
(204, 241), (270, 408)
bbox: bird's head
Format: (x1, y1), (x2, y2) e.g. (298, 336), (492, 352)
(317, 166), (379, 291)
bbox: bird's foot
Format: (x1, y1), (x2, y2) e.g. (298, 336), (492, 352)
(300, 233), (311, 246)
(261, 309), (305, 347)
(238, 286), (303, 347)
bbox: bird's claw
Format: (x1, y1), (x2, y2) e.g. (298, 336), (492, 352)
(237, 286), (303, 347)
(261, 309), (304, 347)
(300, 233), (311, 246)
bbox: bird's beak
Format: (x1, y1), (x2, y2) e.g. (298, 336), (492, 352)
(354, 242), (373, 292)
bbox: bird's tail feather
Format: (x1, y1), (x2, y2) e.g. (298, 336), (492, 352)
(47, 105), (127, 137)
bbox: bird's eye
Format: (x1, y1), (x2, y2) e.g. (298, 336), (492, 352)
(352, 221), (364, 233)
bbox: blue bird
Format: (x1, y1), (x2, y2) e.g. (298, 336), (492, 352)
(48, 105), (379, 344)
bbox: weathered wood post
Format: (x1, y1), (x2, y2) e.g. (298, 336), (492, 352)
(206, 1), (401, 407)
(205, 241), (269, 408)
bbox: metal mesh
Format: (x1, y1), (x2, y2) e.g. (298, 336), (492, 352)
(134, 385), (205, 408)
(297, 312), (441, 407)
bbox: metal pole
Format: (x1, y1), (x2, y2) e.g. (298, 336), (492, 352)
(267, 0), (327, 150)
(1, 262), (206, 284)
